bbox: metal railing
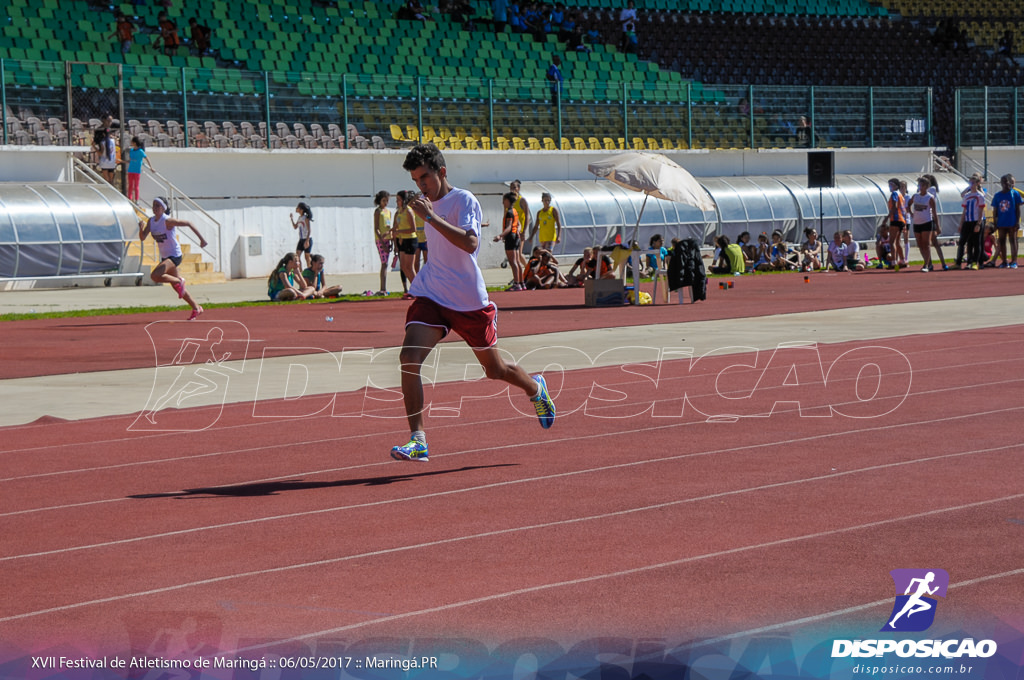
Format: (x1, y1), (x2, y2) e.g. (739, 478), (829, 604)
(71, 157), (222, 274)
(0, 58), (937, 152)
(141, 166), (223, 271)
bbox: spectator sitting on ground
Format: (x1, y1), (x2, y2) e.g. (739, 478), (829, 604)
(752, 232), (772, 271)
(874, 225), (892, 268)
(709, 235), (749, 275)
(522, 245), (542, 283)
(842, 230), (866, 271)
(565, 248), (592, 286)
(525, 251), (564, 289)
(737, 231), (757, 263)
(268, 252), (315, 301)
(589, 246), (615, 279)
(302, 254), (344, 298)
(827, 231), (848, 271)
(981, 224), (996, 267)
(770, 229), (798, 270)
(801, 227), (823, 271)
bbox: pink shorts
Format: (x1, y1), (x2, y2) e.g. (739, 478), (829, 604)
(376, 238), (392, 264)
(405, 296), (498, 349)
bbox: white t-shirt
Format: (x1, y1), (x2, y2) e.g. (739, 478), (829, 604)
(148, 214), (182, 260)
(408, 187), (489, 312)
(845, 239), (860, 259)
(910, 192), (934, 225)
(296, 214), (310, 240)
(828, 240), (847, 268)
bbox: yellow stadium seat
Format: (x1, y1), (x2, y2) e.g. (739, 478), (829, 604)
(390, 124), (408, 143)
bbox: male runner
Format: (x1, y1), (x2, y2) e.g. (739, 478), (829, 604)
(391, 144), (555, 461)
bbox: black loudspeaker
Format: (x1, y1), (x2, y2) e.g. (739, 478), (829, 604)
(807, 150), (835, 188)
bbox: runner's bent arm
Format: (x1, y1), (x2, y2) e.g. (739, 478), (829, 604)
(166, 217), (209, 249)
(409, 197), (477, 253)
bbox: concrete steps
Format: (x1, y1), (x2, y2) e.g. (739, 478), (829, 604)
(124, 241), (226, 285)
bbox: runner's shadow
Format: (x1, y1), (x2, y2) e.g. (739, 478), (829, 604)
(53, 322), (142, 328)
(128, 464), (517, 499)
(297, 329), (383, 333)
(497, 304), (590, 312)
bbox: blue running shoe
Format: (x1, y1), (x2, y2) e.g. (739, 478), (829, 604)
(531, 374), (555, 429)
(391, 439), (429, 462)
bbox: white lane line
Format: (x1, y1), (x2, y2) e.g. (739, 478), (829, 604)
(1, 362), (1020, 486)
(1, 446), (1020, 626)
(225, 496), (1024, 653)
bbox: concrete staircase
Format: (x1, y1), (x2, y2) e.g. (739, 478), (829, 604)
(124, 240), (226, 285)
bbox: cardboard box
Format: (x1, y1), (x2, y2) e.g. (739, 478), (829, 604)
(584, 278), (625, 307)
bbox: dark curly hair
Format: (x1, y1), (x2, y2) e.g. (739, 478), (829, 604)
(402, 143), (445, 173)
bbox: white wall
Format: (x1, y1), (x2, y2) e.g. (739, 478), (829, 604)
(0, 145), (947, 278)
(959, 147), (1024, 182)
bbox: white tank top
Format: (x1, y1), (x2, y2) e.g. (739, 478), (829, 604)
(149, 214), (183, 260)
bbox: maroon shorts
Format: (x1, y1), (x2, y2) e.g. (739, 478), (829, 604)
(405, 296), (498, 349)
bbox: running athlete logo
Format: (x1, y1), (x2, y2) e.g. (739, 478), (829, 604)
(130, 320), (249, 432)
(881, 569), (949, 632)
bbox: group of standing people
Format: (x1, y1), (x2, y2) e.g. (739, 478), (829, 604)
(90, 116), (155, 204)
(706, 168), (1022, 276)
(496, 180), (563, 290)
(887, 172), (1021, 271)
(373, 189), (430, 297)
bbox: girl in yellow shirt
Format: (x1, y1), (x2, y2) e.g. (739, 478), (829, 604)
(393, 190), (418, 298)
(536, 192), (562, 250)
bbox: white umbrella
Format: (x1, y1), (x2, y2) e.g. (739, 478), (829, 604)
(587, 151), (715, 242)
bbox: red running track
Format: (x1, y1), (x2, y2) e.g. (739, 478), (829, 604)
(1, 322), (1023, 657)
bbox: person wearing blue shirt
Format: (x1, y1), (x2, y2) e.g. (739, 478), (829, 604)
(991, 174), (1022, 268)
(125, 136), (154, 203)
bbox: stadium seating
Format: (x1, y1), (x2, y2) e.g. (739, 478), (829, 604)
(0, 0), (1021, 152)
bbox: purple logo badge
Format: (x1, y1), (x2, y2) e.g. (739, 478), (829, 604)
(881, 569), (949, 632)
